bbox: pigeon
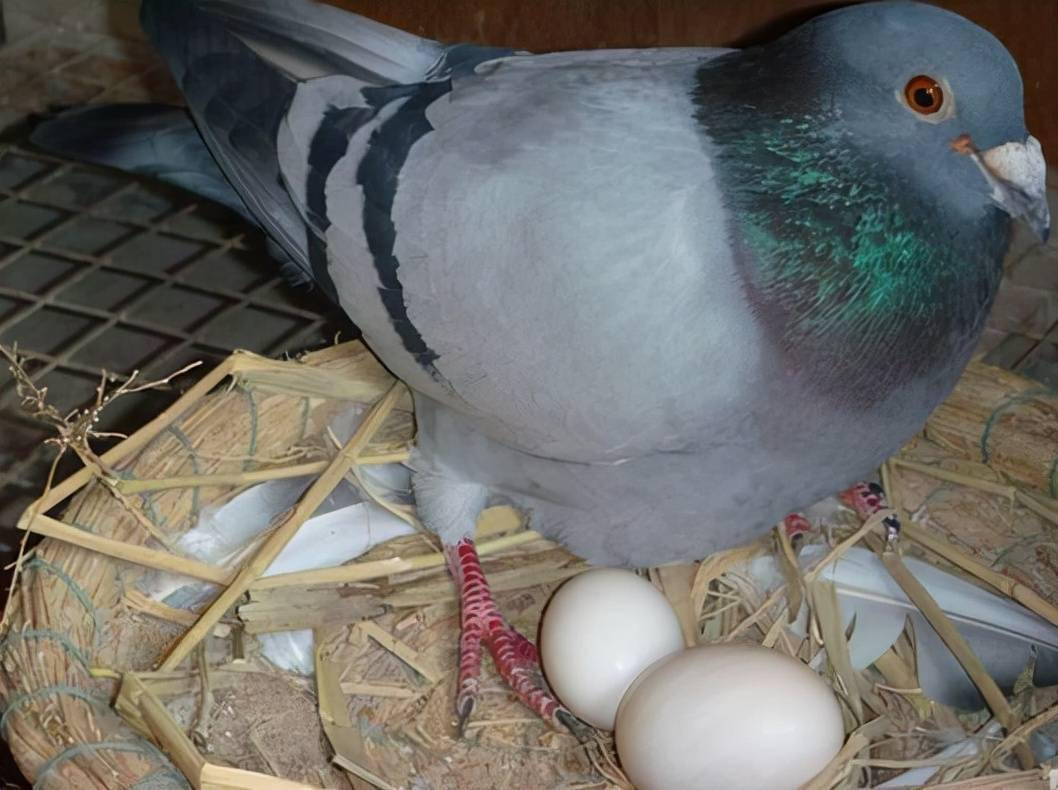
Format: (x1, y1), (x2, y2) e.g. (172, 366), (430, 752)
(34, 0), (1049, 728)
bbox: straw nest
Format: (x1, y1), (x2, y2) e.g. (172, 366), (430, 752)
(1, 340), (1057, 789)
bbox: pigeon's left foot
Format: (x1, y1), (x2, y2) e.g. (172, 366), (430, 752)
(840, 482), (902, 540)
(445, 537), (575, 734)
(839, 481), (888, 518)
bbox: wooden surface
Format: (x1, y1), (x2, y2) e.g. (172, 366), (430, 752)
(326, 0), (1058, 158)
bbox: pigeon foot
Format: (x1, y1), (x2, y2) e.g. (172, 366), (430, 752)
(445, 537), (573, 734)
(839, 482), (903, 540)
(839, 481), (888, 518)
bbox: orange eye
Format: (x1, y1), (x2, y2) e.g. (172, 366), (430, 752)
(904, 75), (944, 115)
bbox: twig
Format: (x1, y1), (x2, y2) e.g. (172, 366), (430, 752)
(20, 350), (242, 523)
(355, 621), (440, 684)
(891, 457), (1014, 498)
(1, 344), (200, 461)
(251, 530), (546, 591)
(800, 716), (891, 790)
(899, 520), (1058, 629)
(690, 542), (766, 617)
(987, 701), (1058, 770)
(160, 381), (406, 670)
(880, 548), (1034, 769)
(804, 509), (895, 584)
(16, 513), (231, 584)
(893, 457), (1058, 528)
(0, 451), (60, 631)
(775, 525), (804, 623)
(113, 451), (410, 495)
(191, 643), (214, 748)
(723, 585), (786, 642)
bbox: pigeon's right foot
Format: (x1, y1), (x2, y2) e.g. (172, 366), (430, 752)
(781, 513), (812, 540)
(445, 537), (577, 735)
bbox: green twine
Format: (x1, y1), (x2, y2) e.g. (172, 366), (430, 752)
(979, 387), (1052, 464)
(131, 766), (191, 790)
(22, 558), (100, 643)
(138, 491), (166, 530)
(243, 390), (259, 471)
(32, 739), (179, 790)
(165, 425), (202, 520)
(112, 470), (167, 531)
(0, 629), (89, 670)
(1, 685), (108, 733)
(1049, 454), (1058, 500)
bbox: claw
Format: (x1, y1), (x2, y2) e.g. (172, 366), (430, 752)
(446, 537), (574, 734)
(556, 709), (593, 742)
(839, 481), (888, 519)
(455, 695), (474, 738)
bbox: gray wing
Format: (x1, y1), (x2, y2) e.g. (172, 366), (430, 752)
(141, 0), (316, 291)
(314, 50), (766, 462)
(141, 1), (761, 464)
(139, 0), (500, 302)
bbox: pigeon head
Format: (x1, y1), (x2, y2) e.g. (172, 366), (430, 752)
(799, 1), (1048, 242)
(695, 1), (1047, 403)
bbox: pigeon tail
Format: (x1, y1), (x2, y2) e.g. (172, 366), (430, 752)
(30, 104), (252, 222)
(31, 103), (316, 291)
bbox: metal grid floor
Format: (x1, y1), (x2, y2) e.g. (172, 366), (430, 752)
(0, 25), (345, 550)
(0, 146), (345, 536)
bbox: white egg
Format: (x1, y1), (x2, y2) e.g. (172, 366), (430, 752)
(615, 645), (845, 790)
(540, 568), (684, 730)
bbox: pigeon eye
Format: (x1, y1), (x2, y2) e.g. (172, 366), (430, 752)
(904, 75), (944, 115)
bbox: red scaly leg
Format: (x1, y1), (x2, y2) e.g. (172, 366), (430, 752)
(445, 537), (576, 733)
(840, 481), (903, 542)
(782, 513), (812, 540)
(839, 481), (889, 519)
(784, 482), (898, 545)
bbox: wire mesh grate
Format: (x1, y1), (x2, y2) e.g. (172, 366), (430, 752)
(0, 20), (349, 558)
(0, 142), (345, 543)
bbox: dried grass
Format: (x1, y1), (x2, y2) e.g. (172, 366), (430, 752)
(1, 345), (1057, 789)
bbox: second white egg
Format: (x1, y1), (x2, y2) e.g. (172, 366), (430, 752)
(615, 645), (846, 790)
(539, 568), (685, 729)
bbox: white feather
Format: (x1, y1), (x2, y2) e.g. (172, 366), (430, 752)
(875, 722), (1002, 788)
(744, 545), (1058, 708)
(134, 405), (416, 673)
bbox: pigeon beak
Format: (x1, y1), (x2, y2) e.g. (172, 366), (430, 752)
(954, 134), (1050, 243)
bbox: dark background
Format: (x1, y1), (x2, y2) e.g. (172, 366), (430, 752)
(327, 0), (1058, 160)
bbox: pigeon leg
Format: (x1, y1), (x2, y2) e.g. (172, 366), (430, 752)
(786, 483), (901, 545)
(445, 537), (573, 733)
(839, 482), (903, 541)
(781, 512), (812, 540)
(839, 481), (888, 519)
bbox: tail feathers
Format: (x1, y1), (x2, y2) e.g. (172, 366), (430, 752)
(31, 103), (253, 221)
(31, 103), (318, 292)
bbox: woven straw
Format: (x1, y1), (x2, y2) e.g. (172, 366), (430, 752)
(1, 344), (1057, 789)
